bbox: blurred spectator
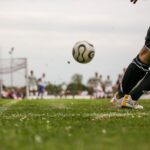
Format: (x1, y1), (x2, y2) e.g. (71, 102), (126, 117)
(115, 74), (122, 90)
(93, 72), (105, 99)
(114, 68), (126, 92)
(37, 73), (47, 99)
(104, 75), (113, 98)
(28, 70), (37, 97)
(1, 88), (8, 99)
(37, 78), (45, 99)
(1, 88), (22, 100)
(60, 82), (67, 98)
(93, 83), (105, 98)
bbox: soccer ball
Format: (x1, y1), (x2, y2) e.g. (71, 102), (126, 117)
(72, 41), (95, 64)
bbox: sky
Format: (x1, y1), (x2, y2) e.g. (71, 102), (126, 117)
(0, 0), (150, 85)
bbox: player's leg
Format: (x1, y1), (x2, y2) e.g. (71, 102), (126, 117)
(112, 47), (149, 106)
(130, 71), (150, 101)
(118, 49), (149, 98)
(111, 27), (150, 107)
(118, 27), (150, 98)
(121, 27), (150, 109)
(129, 26), (150, 100)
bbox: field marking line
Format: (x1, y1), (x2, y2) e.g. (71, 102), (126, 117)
(3, 111), (148, 118)
(93, 112), (148, 120)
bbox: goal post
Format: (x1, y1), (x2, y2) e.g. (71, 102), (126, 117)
(0, 58), (29, 99)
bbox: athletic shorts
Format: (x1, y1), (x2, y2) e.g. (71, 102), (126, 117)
(38, 85), (45, 93)
(29, 85), (37, 91)
(145, 27), (150, 50)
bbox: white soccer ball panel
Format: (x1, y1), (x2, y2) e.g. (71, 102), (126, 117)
(72, 41), (95, 64)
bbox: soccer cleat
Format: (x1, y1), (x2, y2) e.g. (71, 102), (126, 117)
(110, 92), (122, 107)
(121, 95), (143, 109)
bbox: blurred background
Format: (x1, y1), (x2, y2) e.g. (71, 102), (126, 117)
(0, 0), (150, 99)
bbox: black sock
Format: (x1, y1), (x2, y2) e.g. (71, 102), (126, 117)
(130, 72), (150, 100)
(118, 56), (149, 97)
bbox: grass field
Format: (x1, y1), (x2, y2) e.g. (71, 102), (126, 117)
(0, 99), (150, 150)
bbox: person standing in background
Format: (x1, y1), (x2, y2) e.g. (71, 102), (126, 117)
(28, 70), (37, 98)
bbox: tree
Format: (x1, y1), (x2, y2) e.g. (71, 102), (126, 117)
(46, 83), (62, 96)
(71, 74), (83, 84)
(67, 74), (87, 96)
